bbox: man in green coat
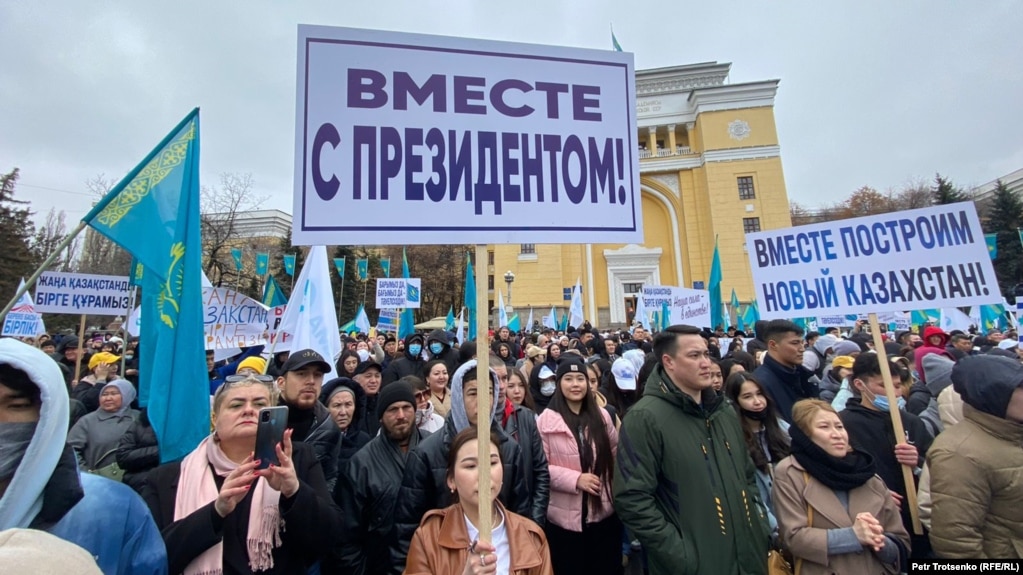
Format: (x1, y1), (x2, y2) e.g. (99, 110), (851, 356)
(614, 324), (770, 575)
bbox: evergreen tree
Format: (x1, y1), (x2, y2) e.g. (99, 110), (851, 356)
(0, 168), (37, 303)
(983, 180), (1023, 297)
(932, 173), (968, 205)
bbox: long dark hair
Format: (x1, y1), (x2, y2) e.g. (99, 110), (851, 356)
(507, 367), (536, 411)
(547, 359), (615, 500)
(336, 348), (360, 378)
(723, 372), (789, 472)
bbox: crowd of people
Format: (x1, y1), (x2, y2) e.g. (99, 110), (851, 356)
(1, 317), (1021, 574)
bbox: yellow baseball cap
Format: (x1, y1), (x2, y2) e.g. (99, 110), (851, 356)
(88, 351), (120, 370)
(831, 356), (855, 369)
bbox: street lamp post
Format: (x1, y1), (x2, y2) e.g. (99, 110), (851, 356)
(504, 270), (515, 307)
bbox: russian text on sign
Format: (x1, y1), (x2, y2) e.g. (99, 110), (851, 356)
(745, 203), (1000, 319)
(294, 25), (640, 245)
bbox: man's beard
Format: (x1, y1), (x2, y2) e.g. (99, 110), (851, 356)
(383, 423), (412, 443)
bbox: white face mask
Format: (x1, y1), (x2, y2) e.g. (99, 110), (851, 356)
(540, 380), (556, 397)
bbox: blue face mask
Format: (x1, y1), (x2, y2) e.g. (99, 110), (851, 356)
(429, 342), (444, 355)
(408, 344), (423, 357)
(865, 387), (906, 412)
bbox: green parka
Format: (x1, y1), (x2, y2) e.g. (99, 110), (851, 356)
(613, 365), (770, 575)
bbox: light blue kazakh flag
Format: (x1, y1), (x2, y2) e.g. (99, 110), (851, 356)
(464, 254), (477, 341)
(708, 238), (723, 330)
(82, 108), (206, 463)
(980, 303), (1007, 333)
(398, 249), (416, 340)
(255, 253), (269, 276)
(381, 258), (391, 279)
(128, 257), (145, 287)
(611, 25), (623, 52)
(357, 258), (369, 281)
(333, 257), (346, 279)
(283, 254), (296, 276)
(445, 306), (455, 331)
(507, 313), (520, 333)
(262, 276), (288, 307)
(661, 300), (671, 330)
(985, 233), (998, 259)
(230, 248), (243, 272)
(729, 289), (741, 329)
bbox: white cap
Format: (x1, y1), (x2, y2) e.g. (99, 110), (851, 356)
(538, 366), (555, 380)
(611, 357), (637, 391)
(623, 349), (646, 373)
(998, 339), (1019, 350)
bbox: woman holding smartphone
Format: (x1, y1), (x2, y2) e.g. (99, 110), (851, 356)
(143, 375), (342, 575)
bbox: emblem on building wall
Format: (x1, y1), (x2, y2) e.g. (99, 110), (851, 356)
(728, 119), (751, 141)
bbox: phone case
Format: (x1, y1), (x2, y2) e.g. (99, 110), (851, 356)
(254, 406), (289, 470)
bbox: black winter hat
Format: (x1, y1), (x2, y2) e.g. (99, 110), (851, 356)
(376, 380), (416, 419)
(555, 356), (587, 382)
(951, 355), (1023, 419)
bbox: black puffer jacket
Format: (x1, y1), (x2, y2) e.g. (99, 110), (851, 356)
(381, 334), (426, 386)
(331, 428), (431, 575)
(115, 409), (160, 494)
(389, 360), (530, 574)
(284, 400), (342, 491)
(501, 402), (550, 526)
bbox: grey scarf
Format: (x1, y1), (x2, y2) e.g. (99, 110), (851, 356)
(0, 422), (37, 482)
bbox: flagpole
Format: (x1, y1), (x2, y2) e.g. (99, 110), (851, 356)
(337, 274), (346, 330)
(289, 254), (295, 294)
(0, 220), (88, 323)
(121, 286), (138, 375)
(73, 314), (87, 383)
(473, 244), (492, 543)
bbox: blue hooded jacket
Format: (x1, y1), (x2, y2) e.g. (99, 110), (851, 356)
(0, 339), (167, 575)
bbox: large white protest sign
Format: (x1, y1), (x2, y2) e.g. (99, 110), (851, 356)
(34, 271), (131, 315)
(746, 202), (1000, 320)
(124, 288), (269, 349)
(267, 305), (289, 345)
(375, 278), (422, 309)
(640, 285), (712, 328)
(2, 279), (45, 337)
(293, 26), (641, 245)
(203, 288), (270, 350)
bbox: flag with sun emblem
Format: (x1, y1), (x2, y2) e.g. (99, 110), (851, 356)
(82, 108), (207, 463)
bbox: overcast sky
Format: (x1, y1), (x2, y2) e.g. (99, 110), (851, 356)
(2, 1), (1020, 226)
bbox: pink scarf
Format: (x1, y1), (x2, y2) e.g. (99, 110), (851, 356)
(174, 435), (284, 574)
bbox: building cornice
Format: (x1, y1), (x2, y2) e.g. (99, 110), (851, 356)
(689, 81), (780, 114)
(639, 145), (781, 174)
(636, 62), (731, 96)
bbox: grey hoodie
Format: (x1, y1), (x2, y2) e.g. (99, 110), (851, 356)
(449, 359), (501, 432)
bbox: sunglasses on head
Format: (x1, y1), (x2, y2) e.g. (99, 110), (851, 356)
(225, 374), (274, 384)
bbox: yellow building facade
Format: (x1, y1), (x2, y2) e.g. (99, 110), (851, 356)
(489, 62), (792, 328)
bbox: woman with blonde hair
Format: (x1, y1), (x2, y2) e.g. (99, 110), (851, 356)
(772, 399), (909, 574)
(143, 375), (341, 574)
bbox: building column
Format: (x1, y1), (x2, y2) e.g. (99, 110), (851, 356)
(667, 124), (677, 155)
(686, 122), (696, 151)
(647, 126), (657, 154)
